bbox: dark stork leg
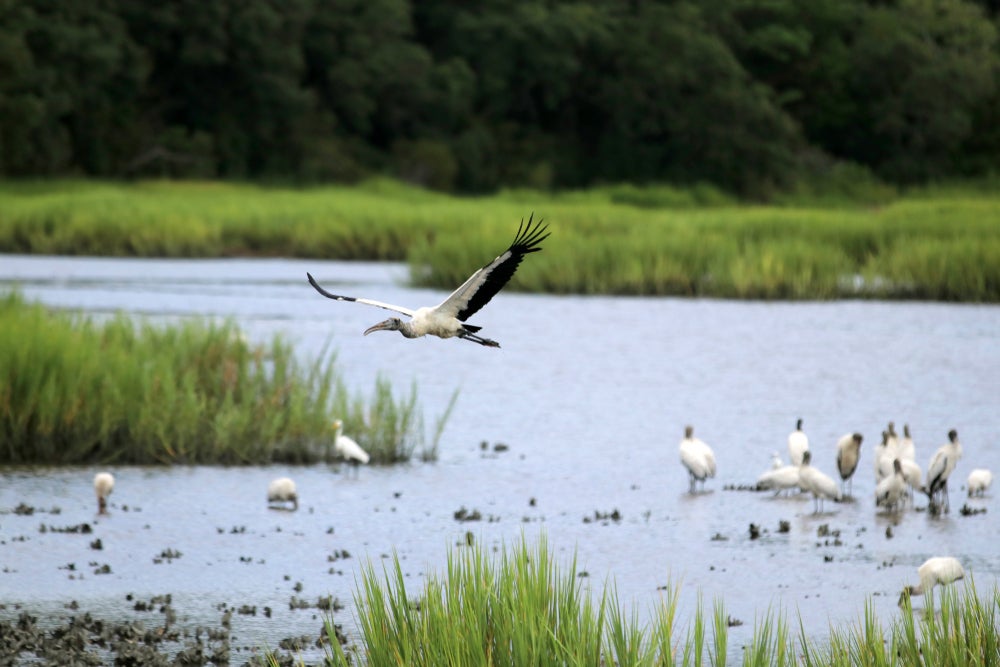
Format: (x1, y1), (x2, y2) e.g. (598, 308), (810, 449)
(458, 330), (501, 347)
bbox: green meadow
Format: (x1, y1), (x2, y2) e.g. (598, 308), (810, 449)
(1, 179), (999, 301)
(0, 293), (448, 465)
(299, 536), (998, 667)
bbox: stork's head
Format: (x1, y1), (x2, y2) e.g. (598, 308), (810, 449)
(364, 318), (403, 336)
(853, 433), (863, 446)
(948, 429), (958, 443)
(683, 425), (694, 439)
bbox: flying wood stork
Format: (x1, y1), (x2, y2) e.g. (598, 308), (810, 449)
(679, 425), (716, 493)
(267, 477), (298, 511)
(93, 472), (114, 515)
(923, 429), (962, 512)
(787, 418), (809, 466)
(899, 556), (965, 608)
(306, 215), (549, 348)
(835, 432), (863, 497)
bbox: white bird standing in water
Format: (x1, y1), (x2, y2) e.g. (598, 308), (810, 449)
(798, 450), (842, 513)
(967, 469), (993, 497)
(835, 432), (863, 497)
(787, 418), (809, 466)
(876, 459), (908, 513)
(307, 215), (549, 348)
(333, 419), (370, 468)
(898, 423), (916, 461)
(679, 425), (716, 493)
(757, 463), (801, 497)
(93, 472), (114, 515)
(899, 557), (965, 608)
(923, 429), (962, 512)
(267, 477), (298, 511)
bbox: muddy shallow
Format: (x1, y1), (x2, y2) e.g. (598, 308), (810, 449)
(2, 255), (998, 664)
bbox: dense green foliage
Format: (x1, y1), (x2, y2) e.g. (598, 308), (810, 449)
(1, 1), (998, 196)
(0, 292), (446, 464)
(311, 536), (999, 666)
(2, 180), (999, 301)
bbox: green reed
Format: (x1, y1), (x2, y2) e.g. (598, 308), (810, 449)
(0, 293), (451, 465)
(295, 536), (999, 667)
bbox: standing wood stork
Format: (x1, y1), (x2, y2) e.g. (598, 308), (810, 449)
(798, 450), (842, 513)
(93, 472), (114, 515)
(875, 459), (908, 513)
(923, 429), (962, 512)
(267, 477), (298, 511)
(898, 423), (916, 461)
(835, 432), (863, 497)
(333, 419), (370, 470)
(679, 425), (716, 493)
(306, 215), (549, 348)
(898, 557), (965, 608)
(967, 468), (993, 497)
(787, 418), (809, 466)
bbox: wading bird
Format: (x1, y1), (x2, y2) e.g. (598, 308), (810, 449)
(267, 477), (298, 511)
(333, 419), (370, 469)
(788, 418), (809, 466)
(899, 557), (965, 608)
(757, 463), (801, 497)
(679, 425), (716, 493)
(93, 472), (114, 515)
(923, 429), (962, 512)
(835, 432), (863, 497)
(876, 459), (908, 513)
(798, 450), (842, 513)
(898, 423), (916, 461)
(967, 468), (993, 497)
(307, 215), (549, 348)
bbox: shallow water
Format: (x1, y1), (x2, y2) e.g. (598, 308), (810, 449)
(1, 254), (998, 663)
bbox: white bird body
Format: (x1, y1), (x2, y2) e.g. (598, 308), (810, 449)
(333, 419), (370, 465)
(898, 424), (916, 462)
(679, 426), (716, 493)
(93, 472), (114, 515)
(835, 432), (863, 497)
(924, 429), (962, 511)
(900, 557), (965, 607)
(267, 477), (298, 511)
(787, 418), (809, 466)
(798, 450), (842, 513)
(968, 469), (993, 497)
(876, 459), (908, 512)
(307, 216), (549, 348)
(757, 465), (801, 496)
(874, 430), (898, 481)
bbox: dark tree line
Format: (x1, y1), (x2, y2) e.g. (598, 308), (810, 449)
(1, 0), (998, 196)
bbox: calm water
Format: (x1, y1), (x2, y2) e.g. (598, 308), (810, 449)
(1, 254), (998, 662)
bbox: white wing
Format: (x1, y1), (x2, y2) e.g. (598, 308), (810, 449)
(307, 273), (416, 317)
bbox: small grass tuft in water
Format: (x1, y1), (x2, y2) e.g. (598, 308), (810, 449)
(0, 292), (453, 465)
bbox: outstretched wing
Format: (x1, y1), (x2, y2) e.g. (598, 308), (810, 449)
(307, 273), (416, 317)
(436, 213), (550, 322)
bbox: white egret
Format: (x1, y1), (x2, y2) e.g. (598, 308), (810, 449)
(679, 425), (716, 493)
(333, 419), (370, 471)
(93, 472), (114, 515)
(899, 557), (965, 608)
(307, 216), (549, 348)
(967, 469), (993, 497)
(798, 450), (842, 513)
(835, 432), (863, 497)
(787, 418), (809, 466)
(267, 477), (298, 511)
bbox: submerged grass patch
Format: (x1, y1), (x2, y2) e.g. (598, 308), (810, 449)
(0, 292), (449, 465)
(1, 179), (999, 301)
(303, 536), (999, 667)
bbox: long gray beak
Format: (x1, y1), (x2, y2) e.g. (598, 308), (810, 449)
(364, 319), (394, 336)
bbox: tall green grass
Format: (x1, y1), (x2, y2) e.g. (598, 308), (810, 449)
(0, 292), (451, 465)
(304, 536), (999, 667)
(2, 179), (999, 301)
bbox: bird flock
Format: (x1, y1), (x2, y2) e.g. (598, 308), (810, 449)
(680, 419), (991, 604)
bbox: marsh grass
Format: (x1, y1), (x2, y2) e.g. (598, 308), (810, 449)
(301, 536), (999, 667)
(2, 179), (999, 301)
(0, 293), (451, 465)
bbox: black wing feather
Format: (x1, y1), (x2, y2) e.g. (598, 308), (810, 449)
(456, 213), (549, 322)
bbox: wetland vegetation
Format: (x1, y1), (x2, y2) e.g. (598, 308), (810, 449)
(2, 179), (999, 301)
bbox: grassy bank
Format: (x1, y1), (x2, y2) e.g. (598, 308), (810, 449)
(305, 536), (998, 667)
(0, 293), (448, 465)
(1, 179), (999, 301)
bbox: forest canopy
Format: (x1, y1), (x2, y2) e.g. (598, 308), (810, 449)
(1, 0), (998, 197)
